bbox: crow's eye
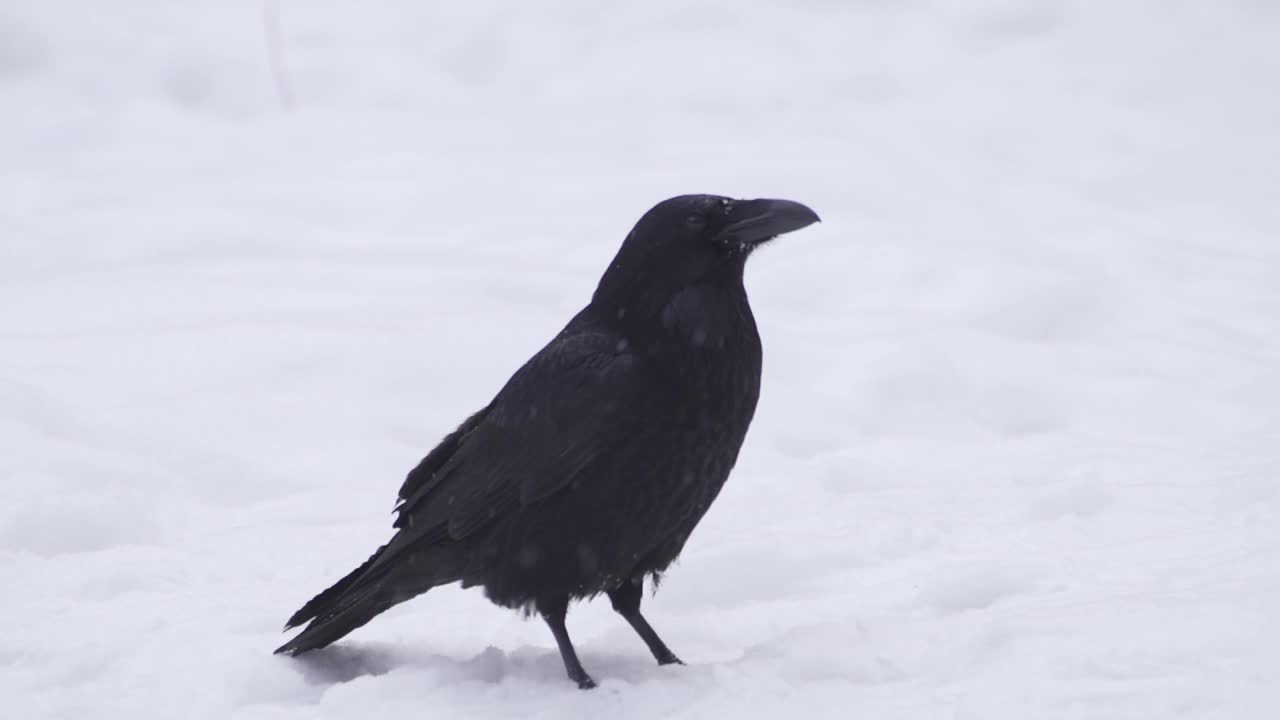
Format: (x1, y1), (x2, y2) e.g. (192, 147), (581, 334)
(686, 214), (706, 229)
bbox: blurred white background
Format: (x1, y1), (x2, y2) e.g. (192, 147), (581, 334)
(2, 2), (1278, 718)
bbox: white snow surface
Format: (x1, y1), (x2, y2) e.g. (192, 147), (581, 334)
(3, 1), (1279, 718)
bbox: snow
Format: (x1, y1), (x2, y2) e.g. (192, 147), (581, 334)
(2, 0), (1279, 717)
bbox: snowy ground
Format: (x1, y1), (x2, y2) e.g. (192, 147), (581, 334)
(3, 1), (1279, 718)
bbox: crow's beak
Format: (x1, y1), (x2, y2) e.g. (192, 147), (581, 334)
(716, 198), (821, 249)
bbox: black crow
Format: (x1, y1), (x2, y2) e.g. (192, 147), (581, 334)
(275, 194), (820, 688)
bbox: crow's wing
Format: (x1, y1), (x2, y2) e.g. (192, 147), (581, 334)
(375, 326), (648, 566)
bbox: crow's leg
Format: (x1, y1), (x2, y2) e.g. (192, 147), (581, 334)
(607, 577), (683, 666)
(538, 594), (596, 689)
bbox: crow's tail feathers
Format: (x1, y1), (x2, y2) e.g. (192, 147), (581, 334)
(281, 545), (386, 633)
(274, 583), (398, 656)
(274, 543), (396, 656)
(275, 543), (455, 656)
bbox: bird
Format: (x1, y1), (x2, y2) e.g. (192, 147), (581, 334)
(275, 194), (820, 688)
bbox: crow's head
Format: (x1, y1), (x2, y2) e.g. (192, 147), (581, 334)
(633, 194), (820, 258)
(593, 194), (819, 310)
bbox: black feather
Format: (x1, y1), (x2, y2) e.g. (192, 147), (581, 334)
(275, 195), (819, 686)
